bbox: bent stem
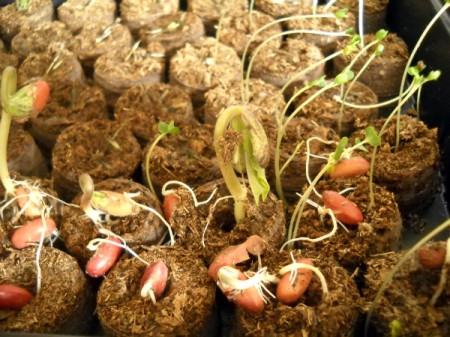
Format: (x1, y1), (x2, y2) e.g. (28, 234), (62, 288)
(0, 67), (17, 194)
(364, 217), (450, 337)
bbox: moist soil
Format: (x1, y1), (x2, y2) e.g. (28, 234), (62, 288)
(114, 82), (195, 146)
(142, 122), (221, 197)
(219, 10), (282, 57)
(203, 78), (286, 125)
(233, 248), (362, 337)
(168, 178), (286, 265)
(96, 245), (217, 337)
(255, 0), (310, 18)
(286, 5), (356, 56)
(293, 79), (378, 136)
(51, 119), (141, 202)
(7, 124), (48, 178)
(17, 47), (85, 87)
(139, 11), (206, 57)
(250, 38), (325, 94)
(334, 33), (409, 100)
(0, 0), (54, 43)
(188, 0), (249, 35)
(57, 0), (117, 34)
(0, 247), (94, 334)
(293, 176), (402, 271)
(169, 37), (242, 109)
(363, 248), (450, 337)
(10, 21), (77, 62)
(352, 114), (441, 215)
(29, 82), (109, 155)
(0, 52), (19, 75)
(264, 117), (339, 202)
(334, 0), (390, 33)
(94, 43), (166, 108)
(59, 178), (166, 264)
(120, 0), (179, 35)
(75, 21), (133, 71)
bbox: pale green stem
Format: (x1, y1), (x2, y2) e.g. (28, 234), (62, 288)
(335, 80), (416, 109)
(240, 13), (340, 102)
(145, 133), (167, 197)
(0, 67), (17, 194)
(214, 106), (248, 223)
(368, 81), (421, 208)
(338, 51), (378, 134)
(275, 83), (338, 204)
(364, 217), (450, 337)
(245, 29), (348, 102)
(395, 3), (450, 152)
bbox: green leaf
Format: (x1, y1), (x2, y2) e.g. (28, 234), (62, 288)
(365, 126), (381, 146)
(354, 138), (368, 152)
(389, 319), (402, 337)
(426, 70), (441, 81)
(375, 44), (385, 56)
(158, 120), (180, 135)
(333, 137), (348, 162)
(308, 75), (327, 88)
(242, 129), (269, 205)
(375, 29), (389, 41)
(334, 69), (354, 85)
(334, 8), (348, 19)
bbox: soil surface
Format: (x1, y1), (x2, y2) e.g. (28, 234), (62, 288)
(363, 248), (450, 337)
(97, 245), (217, 337)
(0, 247), (94, 334)
(233, 248), (362, 337)
(60, 178), (166, 263)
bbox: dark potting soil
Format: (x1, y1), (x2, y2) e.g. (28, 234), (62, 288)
(363, 248), (449, 337)
(292, 176), (402, 271)
(142, 122), (221, 197)
(51, 119), (141, 202)
(233, 248), (361, 337)
(352, 114), (441, 216)
(96, 245), (217, 337)
(59, 178), (166, 264)
(0, 247), (94, 334)
(114, 82), (195, 146)
(168, 178), (286, 265)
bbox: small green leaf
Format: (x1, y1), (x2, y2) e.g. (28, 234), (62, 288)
(375, 44), (385, 56)
(308, 75), (327, 88)
(375, 29), (389, 41)
(333, 137), (348, 161)
(389, 319), (402, 337)
(334, 8), (348, 19)
(407, 65), (420, 77)
(158, 120), (180, 135)
(365, 126), (381, 146)
(426, 70), (441, 81)
(334, 69), (354, 85)
(354, 138), (368, 152)
(344, 27), (354, 34)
